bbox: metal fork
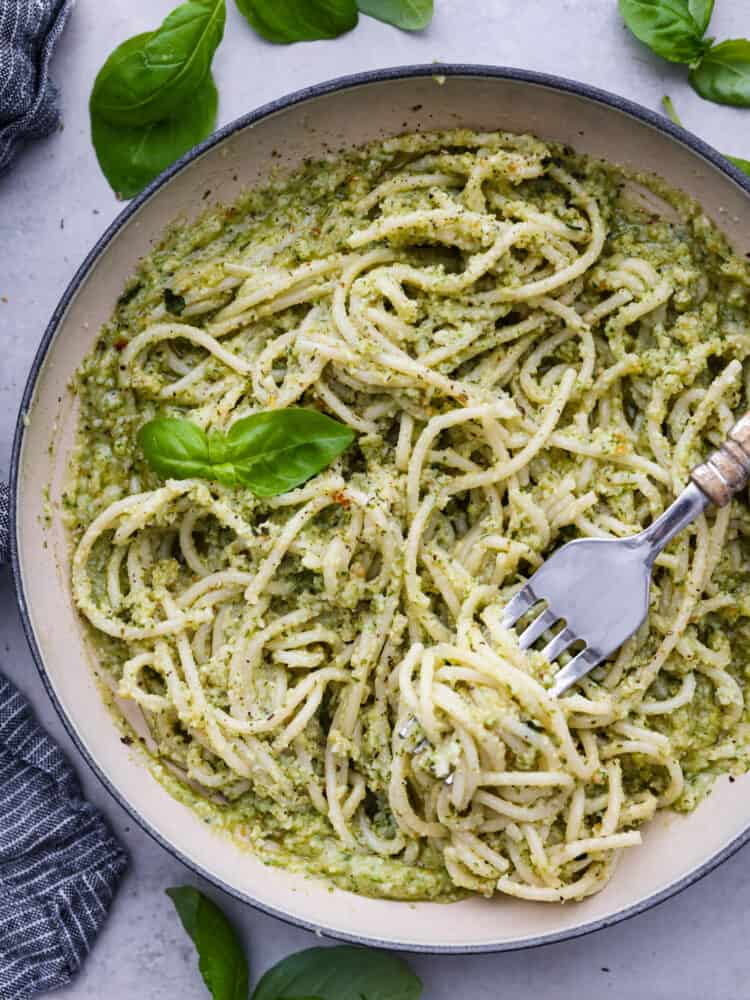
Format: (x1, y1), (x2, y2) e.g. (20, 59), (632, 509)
(502, 412), (750, 697)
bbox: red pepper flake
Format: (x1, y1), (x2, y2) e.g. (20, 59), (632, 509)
(331, 491), (350, 508)
(113, 338), (129, 351)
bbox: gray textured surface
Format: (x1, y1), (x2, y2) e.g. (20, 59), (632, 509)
(2, 1), (750, 997)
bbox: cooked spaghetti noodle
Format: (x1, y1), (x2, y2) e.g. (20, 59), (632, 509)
(67, 130), (750, 902)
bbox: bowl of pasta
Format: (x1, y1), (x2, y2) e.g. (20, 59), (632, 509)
(10, 65), (750, 952)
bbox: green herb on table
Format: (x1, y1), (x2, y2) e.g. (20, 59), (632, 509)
(689, 39), (750, 107)
(234, 0), (358, 44)
(168, 887), (422, 1000)
(725, 154), (750, 177)
(89, 0), (434, 196)
(234, 0), (433, 42)
(618, 0), (714, 65)
(90, 0), (225, 125)
(620, 0), (750, 108)
(138, 409), (355, 496)
(166, 887), (249, 1000)
(90, 0), (225, 198)
(91, 75), (218, 199)
(252, 945), (422, 1000)
(661, 94), (750, 177)
(356, 0), (433, 31)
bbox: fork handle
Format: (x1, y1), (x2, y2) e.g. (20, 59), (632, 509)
(691, 412), (750, 507)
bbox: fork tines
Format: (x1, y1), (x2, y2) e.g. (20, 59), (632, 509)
(501, 584), (601, 696)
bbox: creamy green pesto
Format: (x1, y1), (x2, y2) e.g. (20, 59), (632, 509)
(66, 130), (750, 903)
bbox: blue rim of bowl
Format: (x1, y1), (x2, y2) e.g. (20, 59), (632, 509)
(9, 63), (750, 954)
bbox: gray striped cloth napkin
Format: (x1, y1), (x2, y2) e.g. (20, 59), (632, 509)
(0, 482), (8, 566)
(0, 482), (128, 998)
(0, 0), (72, 170)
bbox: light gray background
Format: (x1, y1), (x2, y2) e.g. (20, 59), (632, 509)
(2, 1), (750, 997)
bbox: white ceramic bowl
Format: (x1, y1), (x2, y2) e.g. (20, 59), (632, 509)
(10, 66), (750, 952)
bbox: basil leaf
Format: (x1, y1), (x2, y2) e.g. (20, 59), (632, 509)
(619, 0), (710, 65)
(690, 39), (750, 107)
(688, 0), (714, 36)
(235, 0), (358, 43)
(357, 0), (433, 31)
(139, 409), (354, 495)
(166, 887), (249, 1000)
(90, 0), (225, 126)
(727, 155), (750, 178)
(223, 408), (355, 496)
(688, 0), (714, 35)
(138, 417), (213, 479)
(251, 945), (422, 1000)
(91, 73), (218, 198)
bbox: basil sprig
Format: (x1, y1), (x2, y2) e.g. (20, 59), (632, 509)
(235, 0), (432, 42)
(689, 39), (750, 106)
(168, 887), (422, 1000)
(621, 0), (750, 108)
(89, 0), (433, 195)
(90, 0), (225, 198)
(166, 887), (249, 1000)
(138, 408), (355, 496)
(252, 946), (422, 1000)
(619, 0), (713, 65)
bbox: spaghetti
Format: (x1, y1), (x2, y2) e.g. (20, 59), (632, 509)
(68, 130), (750, 902)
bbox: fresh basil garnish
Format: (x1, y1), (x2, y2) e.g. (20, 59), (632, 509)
(167, 892), (422, 1000)
(91, 75), (218, 199)
(356, 0), (433, 31)
(88, 0), (432, 191)
(90, 0), (224, 198)
(90, 0), (225, 126)
(619, 0), (712, 65)
(235, 0), (358, 43)
(138, 416), (213, 480)
(623, 1), (750, 112)
(139, 408), (355, 496)
(689, 39), (750, 106)
(166, 887), (249, 1000)
(251, 945), (422, 1000)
